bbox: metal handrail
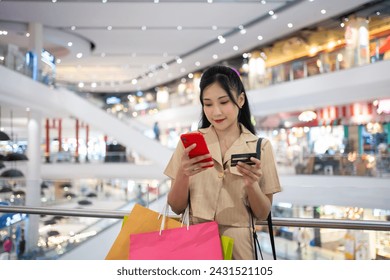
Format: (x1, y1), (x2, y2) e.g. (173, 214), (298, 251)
(1, 205), (389, 231)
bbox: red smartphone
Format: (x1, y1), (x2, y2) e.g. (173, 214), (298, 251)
(180, 132), (213, 168)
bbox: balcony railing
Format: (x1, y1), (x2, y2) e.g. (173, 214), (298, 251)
(1, 205), (389, 260)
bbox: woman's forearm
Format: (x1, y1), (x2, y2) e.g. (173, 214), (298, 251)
(246, 183), (272, 220)
(167, 170), (190, 214)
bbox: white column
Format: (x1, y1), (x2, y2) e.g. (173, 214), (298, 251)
(28, 22), (43, 81)
(25, 110), (42, 254)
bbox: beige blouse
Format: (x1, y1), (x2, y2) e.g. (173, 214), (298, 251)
(164, 124), (282, 227)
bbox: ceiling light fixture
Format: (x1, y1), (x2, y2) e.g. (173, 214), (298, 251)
(177, 26), (183, 31)
(257, 35), (263, 40)
(218, 35), (226, 44)
(321, 9), (326, 14)
(287, 23), (293, 28)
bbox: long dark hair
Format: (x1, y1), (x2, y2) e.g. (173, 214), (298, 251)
(199, 65), (256, 134)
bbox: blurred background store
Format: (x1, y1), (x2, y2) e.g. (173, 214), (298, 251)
(0, 0), (389, 260)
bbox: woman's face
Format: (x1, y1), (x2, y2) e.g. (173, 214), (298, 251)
(202, 82), (244, 131)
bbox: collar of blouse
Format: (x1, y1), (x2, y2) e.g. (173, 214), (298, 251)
(198, 124), (258, 176)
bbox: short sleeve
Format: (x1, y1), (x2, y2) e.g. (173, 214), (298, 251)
(163, 140), (185, 180)
(259, 139), (282, 195)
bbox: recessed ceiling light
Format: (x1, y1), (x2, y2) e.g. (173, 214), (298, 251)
(233, 45), (239, 51)
(107, 26), (112, 30)
(188, 73), (194, 78)
(67, 42), (73, 47)
(207, 0), (213, 3)
(102, 0), (108, 3)
(76, 53), (83, 58)
(261, 1), (266, 4)
(25, 33), (30, 37)
(71, 26), (76, 31)
(52, 0), (57, 3)
(218, 35), (226, 44)
(287, 23), (293, 28)
(78, 82), (84, 88)
(141, 26), (147, 31)
(212, 54), (218, 59)
(177, 26), (183, 31)
(321, 9), (326, 14)
(195, 61), (201, 66)
(154, 0), (159, 3)
(212, 25), (218, 30)
(272, 14), (277, 19)
(268, 10), (274, 16)
(257, 35), (263, 40)
(176, 57), (182, 64)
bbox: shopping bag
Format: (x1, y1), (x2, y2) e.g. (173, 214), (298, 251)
(105, 204), (182, 260)
(129, 221), (223, 260)
(221, 235), (234, 260)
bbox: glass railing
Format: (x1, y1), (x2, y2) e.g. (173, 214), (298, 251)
(283, 153), (390, 178)
(2, 34), (389, 115)
(0, 204), (389, 260)
(25, 150), (390, 178)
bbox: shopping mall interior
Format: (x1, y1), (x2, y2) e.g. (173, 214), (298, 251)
(0, 0), (389, 260)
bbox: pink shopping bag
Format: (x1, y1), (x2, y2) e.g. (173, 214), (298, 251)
(129, 221), (223, 260)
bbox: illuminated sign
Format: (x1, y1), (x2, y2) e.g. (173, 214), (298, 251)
(0, 213), (27, 228)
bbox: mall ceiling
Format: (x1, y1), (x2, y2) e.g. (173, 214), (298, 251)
(1, 0), (387, 95)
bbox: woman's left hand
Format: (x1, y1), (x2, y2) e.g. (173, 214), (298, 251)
(236, 157), (262, 188)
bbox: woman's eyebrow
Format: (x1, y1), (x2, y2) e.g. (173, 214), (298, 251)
(203, 95), (229, 101)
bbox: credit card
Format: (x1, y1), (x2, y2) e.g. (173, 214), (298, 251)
(230, 153), (257, 167)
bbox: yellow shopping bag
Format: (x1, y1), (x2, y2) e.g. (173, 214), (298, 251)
(105, 204), (182, 260)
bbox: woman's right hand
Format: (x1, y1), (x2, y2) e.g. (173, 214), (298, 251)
(181, 143), (214, 176)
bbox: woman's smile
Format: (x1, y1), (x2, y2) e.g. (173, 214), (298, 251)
(214, 118), (225, 123)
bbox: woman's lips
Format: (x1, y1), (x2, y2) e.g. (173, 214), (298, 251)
(214, 119), (225, 123)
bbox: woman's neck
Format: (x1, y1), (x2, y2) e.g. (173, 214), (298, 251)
(214, 122), (241, 151)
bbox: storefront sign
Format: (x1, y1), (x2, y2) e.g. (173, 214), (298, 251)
(0, 213), (27, 229)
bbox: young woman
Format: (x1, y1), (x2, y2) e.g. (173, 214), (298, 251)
(164, 65), (281, 259)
